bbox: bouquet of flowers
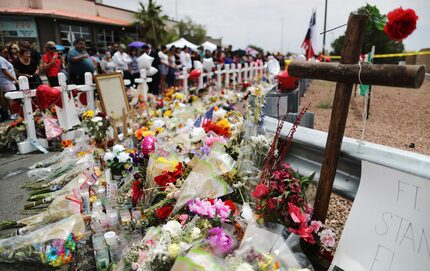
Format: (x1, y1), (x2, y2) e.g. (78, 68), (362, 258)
(104, 144), (132, 176)
(82, 111), (111, 142)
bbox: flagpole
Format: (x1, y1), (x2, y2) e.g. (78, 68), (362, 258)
(322, 0), (328, 61)
(281, 18), (284, 53)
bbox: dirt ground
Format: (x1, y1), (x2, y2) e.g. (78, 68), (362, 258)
(301, 79), (430, 155)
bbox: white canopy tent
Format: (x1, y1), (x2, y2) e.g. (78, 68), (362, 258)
(201, 41), (217, 52)
(166, 38), (198, 50)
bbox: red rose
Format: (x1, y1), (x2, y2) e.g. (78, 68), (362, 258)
(131, 179), (144, 206)
(156, 205), (173, 220)
(289, 223), (316, 244)
(224, 199), (236, 213)
(154, 163), (183, 190)
(252, 183), (270, 199)
(384, 7), (419, 41)
(267, 198), (278, 210)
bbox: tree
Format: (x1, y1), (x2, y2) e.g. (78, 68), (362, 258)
(135, 0), (169, 47)
(331, 4), (404, 63)
(176, 17), (207, 45)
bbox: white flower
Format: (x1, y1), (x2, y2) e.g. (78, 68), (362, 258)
(112, 144), (125, 154)
(97, 122), (103, 126)
(103, 152), (115, 162)
(117, 152), (131, 163)
(190, 127), (206, 143)
(162, 220), (182, 237)
(236, 262), (254, 271)
(92, 116), (102, 123)
(190, 227), (201, 240)
(152, 119), (165, 130)
(213, 108), (227, 121)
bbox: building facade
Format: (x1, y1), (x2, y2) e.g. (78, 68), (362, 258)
(0, 0), (139, 50)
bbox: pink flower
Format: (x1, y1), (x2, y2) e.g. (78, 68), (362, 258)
(207, 227), (234, 255)
(188, 198), (216, 218)
(288, 203), (307, 224)
(310, 220), (323, 233)
(205, 136), (226, 147)
(213, 199), (232, 221)
(319, 229), (336, 248)
(178, 214), (189, 225)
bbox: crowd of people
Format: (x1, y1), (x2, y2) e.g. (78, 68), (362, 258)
(0, 38), (287, 121)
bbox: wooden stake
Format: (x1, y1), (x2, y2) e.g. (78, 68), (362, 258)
(111, 118), (119, 142)
(312, 14), (368, 223)
(121, 107), (128, 138)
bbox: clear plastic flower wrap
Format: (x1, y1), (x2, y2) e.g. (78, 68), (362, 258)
(173, 144), (235, 214)
(236, 223), (314, 270)
(29, 148), (74, 169)
(0, 214), (85, 266)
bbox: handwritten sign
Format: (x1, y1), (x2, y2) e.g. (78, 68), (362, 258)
(331, 161), (430, 271)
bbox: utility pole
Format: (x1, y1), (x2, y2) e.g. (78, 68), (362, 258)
(322, 0), (328, 61)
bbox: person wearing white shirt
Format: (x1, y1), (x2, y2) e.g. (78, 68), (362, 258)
(112, 44), (132, 79)
(0, 45), (18, 120)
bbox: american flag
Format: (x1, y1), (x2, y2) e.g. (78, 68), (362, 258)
(301, 10), (318, 60)
(194, 107), (214, 127)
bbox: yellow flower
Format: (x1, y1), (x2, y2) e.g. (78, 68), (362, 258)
(77, 151), (87, 157)
(142, 130), (155, 138)
(155, 157), (178, 171)
(163, 110), (172, 117)
(156, 127), (164, 134)
(215, 119), (231, 130)
(168, 243), (180, 258)
(82, 110), (94, 119)
(174, 93), (185, 100)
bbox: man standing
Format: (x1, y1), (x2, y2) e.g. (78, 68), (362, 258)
(112, 44), (131, 80)
(67, 38), (94, 84)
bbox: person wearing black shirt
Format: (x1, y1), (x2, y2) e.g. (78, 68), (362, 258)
(13, 47), (42, 89)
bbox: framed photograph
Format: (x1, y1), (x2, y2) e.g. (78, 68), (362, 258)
(94, 72), (129, 118)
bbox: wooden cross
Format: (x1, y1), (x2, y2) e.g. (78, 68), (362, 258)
(287, 14), (426, 223)
(121, 108), (129, 138)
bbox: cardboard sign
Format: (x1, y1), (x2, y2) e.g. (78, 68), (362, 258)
(331, 161), (430, 271)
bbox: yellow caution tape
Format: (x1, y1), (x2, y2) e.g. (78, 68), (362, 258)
(323, 51), (430, 59)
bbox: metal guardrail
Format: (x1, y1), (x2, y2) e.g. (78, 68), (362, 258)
(263, 117), (430, 200)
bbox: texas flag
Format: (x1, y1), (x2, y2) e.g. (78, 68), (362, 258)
(301, 10), (318, 60)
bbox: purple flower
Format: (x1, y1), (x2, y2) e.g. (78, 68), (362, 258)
(200, 144), (212, 156)
(206, 227), (234, 255)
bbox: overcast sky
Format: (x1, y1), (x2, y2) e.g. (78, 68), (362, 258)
(105, 0), (429, 53)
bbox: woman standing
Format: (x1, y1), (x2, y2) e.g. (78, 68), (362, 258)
(158, 45), (169, 91)
(42, 41), (62, 87)
(13, 47), (42, 89)
(100, 51), (116, 74)
(166, 48), (177, 88)
(0, 45), (18, 120)
(7, 44), (19, 63)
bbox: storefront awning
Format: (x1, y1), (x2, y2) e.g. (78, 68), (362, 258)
(0, 8), (130, 26)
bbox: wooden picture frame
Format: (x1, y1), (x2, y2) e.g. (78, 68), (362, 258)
(94, 72), (130, 118)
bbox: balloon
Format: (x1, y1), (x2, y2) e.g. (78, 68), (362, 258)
(193, 60), (203, 71)
(137, 53), (154, 70)
(266, 59), (280, 75)
(277, 70), (299, 91)
(36, 84), (62, 111)
(141, 135), (156, 155)
(202, 58), (215, 71)
(189, 69), (202, 79)
(147, 66), (158, 76)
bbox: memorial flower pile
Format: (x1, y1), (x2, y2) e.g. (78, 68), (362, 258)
(0, 81), (335, 271)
